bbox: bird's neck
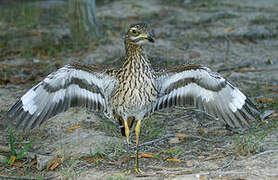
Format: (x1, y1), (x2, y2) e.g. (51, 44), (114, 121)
(123, 42), (152, 70)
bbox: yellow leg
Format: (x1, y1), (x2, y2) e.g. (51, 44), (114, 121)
(134, 120), (143, 174)
(124, 121), (130, 144)
(123, 121), (131, 175)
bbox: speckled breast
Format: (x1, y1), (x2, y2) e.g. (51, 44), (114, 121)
(113, 70), (158, 120)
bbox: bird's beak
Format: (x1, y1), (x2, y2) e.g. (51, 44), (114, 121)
(141, 34), (154, 43)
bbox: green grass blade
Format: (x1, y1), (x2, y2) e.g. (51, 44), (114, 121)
(16, 142), (32, 160)
(8, 125), (16, 156)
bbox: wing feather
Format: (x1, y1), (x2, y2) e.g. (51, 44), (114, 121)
(153, 64), (259, 128)
(7, 63), (118, 130)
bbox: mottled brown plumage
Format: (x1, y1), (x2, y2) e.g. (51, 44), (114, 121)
(7, 23), (259, 174)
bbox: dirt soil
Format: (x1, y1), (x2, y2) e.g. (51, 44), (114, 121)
(0, 0), (278, 179)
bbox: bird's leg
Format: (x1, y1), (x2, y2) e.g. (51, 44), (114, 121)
(134, 120), (143, 174)
(123, 121), (131, 174)
(124, 121), (130, 144)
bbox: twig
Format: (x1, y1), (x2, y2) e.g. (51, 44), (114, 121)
(148, 166), (188, 171)
(185, 135), (222, 142)
(217, 62), (251, 72)
(210, 156), (236, 171)
(137, 134), (175, 148)
(251, 149), (278, 159)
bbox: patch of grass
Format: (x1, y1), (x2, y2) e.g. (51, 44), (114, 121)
(95, 116), (119, 137)
(234, 129), (268, 156)
(190, 1), (233, 11)
(1, 125), (32, 165)
(60, 157), (81, 179)
(273, 99), (278, 109)
(250, 15), (278, 25)
(161, 145), (184, 158)
(250, 15), (266, 25)
(0, 1), (111, 59)
(89, 140), (126, 161)
(141, 116), (164, 141)
(243, 84), (273, 97)
(0, 2), (41, 28)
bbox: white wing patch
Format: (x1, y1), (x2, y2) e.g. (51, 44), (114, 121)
(153, 65), (258, 128)
(21, 89), (38, 115)
(229, 86), (246, 112)
(7, 64), (118, 129)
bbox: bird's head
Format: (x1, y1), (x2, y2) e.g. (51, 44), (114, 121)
(125, 23), (154, 46)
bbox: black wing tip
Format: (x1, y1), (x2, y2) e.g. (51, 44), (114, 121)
(232, 98), (261, 129)
(7, 100), (23, 116)
(6, 100), (38, 131)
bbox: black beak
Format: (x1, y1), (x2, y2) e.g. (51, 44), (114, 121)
(147, 35), (154, 43)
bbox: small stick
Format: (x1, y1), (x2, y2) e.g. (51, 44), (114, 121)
(210, 156), (236, 171)
(136, 134), (175, 148)
(251, 149), (278, 159)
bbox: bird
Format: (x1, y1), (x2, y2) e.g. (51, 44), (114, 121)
(7, 23), (259, 174)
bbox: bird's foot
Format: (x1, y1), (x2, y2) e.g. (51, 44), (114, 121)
(134, 167), (143, 175)
(123, 170), (131, 175)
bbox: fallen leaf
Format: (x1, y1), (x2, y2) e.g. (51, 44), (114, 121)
(235, 68), (261, 73)
(256, 97), (275, 104)
(233, 39), (248, 45)
(47, 157), (62, 170)
(10, 77), (24, 84)
(83, 157), (103, 163)
(130, 153), (154, 159)
(67, 122), (83, 132)
(224, 26), (236, 33)
(19, 136), (24, 142)
(0, 172), (10, 176)
(175, 133), (186, 140)
(10, 155), (16, 165)
(166, 158), (182, 162)
(140, 153), (154, 158)
(12, 161), (24, 167)
(261, 86), (278, 90)
(168, 137), (180, 144)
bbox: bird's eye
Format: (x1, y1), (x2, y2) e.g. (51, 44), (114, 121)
(131, 29), (139, 36)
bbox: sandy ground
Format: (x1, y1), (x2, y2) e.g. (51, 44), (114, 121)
(0, 0), (278, 179)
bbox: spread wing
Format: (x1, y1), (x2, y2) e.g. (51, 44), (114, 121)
(153, 64), (259, 128)
(7, 63), (118, 130)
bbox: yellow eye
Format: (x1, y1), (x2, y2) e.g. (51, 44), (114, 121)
(131, 29), (139, 36)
